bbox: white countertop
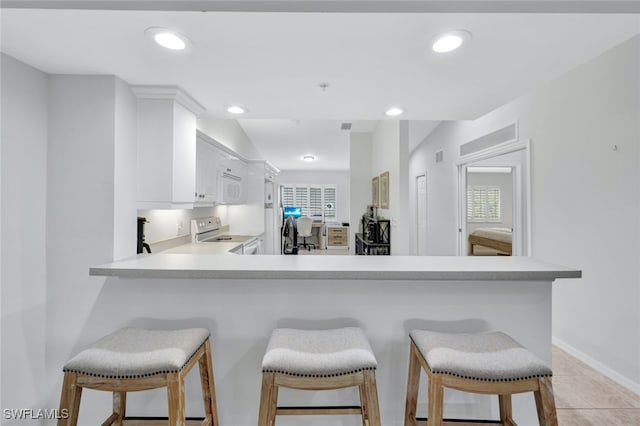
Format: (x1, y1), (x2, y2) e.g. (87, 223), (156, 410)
(90, 254), (581, 281)
(162, 242), (243, 255)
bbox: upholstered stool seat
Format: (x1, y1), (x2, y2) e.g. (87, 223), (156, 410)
(409, 330), (553, 382)
(63, 327), (211, 379)
(58, 327), (219, 426)
(262, 327), (378, 377)
(405, 330), (557, 426)
(258, 327), (381, 426)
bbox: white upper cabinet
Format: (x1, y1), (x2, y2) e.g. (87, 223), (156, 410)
(195, 137), (218, 203)
(133, 86), (205, 209)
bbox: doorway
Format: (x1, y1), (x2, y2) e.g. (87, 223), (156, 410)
(457, 140), (530, 256)
(465, 166), (514, 255)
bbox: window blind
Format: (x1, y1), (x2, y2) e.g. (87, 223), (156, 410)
(467, 186), (501, 222)
(281, 184), (338, 221)
(323, 185), (337, 221)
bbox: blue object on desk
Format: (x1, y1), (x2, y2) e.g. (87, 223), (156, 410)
(283, 206), (302, 219)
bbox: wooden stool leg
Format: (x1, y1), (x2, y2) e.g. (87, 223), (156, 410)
(359, 384), (369, 426)
(268, 383), (279, 426)
(499, 394), (513, 426)
(167, 373), (185, 426)
(199, 339), (220, 426)
(113, 392), (126, 426)
(534, 377), (558, 426)
(58, 372), (82, 426)
(404, 342), (421, 426)
(427, 374), (444, 426)
(258, 372), (275, 426)
(363, 370), (381, 426)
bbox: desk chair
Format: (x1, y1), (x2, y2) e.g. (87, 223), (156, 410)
(297, 216), (316, 251)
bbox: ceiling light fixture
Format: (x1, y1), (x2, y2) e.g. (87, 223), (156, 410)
(432, 30), (471, 53)
(145, 27), (192, 51)
(303, 155), (316, 162)
(385, 107), (404, 116)
(227, 105), (246, 114)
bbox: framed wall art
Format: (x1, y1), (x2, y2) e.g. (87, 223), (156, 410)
(371, 176), (379, 207)
(379, 171), (389, 209)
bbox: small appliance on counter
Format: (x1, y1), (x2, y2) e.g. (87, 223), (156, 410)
(137, 216), (151, 254)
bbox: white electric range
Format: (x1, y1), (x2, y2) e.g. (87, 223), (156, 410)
(190, 216), (261, 255)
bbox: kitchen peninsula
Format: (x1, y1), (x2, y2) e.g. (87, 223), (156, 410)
(89, 255), (579, 426)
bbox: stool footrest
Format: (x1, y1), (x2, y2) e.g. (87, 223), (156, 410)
(101, 413), (120, 426)
(416, 418), (503, 425)
(277, 405), (363, 416)
(121, 417), (206, 426)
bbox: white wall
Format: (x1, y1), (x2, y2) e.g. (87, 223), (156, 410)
(370, 121), (411, 255)
(278, 170), (350, 223)
(45, 74), (139, 416)
(113, 78), (138, 260)
(349, 133), (373, 254)
(409, 36), (640, 390)
(197, 118), (261, 160)
(1, 53), (48, 424)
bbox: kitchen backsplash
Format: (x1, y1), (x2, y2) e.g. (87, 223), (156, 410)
(138, 205), (229, 243)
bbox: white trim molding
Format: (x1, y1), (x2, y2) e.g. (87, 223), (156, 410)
(130, 85), (206, 116)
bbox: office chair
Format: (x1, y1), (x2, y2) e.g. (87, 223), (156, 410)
(296, 216), (316, 251)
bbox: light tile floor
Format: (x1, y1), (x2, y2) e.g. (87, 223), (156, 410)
(553, 346), (640, 425)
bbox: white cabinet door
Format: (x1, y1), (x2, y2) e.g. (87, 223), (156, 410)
(195, 138), (218, 202)
(134, 87), (203, 209)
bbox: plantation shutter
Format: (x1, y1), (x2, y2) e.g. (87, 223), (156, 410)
(323, 185), (337, 221)
(295, 186), (310, 216)
(486, 187), (500, 220)
(467, 186), (501, 222)
(281, 185), (295, 207)
(309, 186), (323, 217)
(281, 184), (338, 221)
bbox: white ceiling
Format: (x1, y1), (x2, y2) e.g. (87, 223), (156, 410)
(1, 7), (639, 170)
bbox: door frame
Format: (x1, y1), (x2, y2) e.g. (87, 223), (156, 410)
(456, 139), (531, 256)
(415, 172), (427, 255)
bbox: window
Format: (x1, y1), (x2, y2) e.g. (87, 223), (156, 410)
(467, 185), (501, 222)
(281, 184), (338, 221)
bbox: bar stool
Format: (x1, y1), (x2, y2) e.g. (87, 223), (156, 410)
(58, 327), (219, 426)
(258, 327), (381, 426)
(404, 330), (557, 426)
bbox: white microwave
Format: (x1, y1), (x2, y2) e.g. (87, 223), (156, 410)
(218, 171), (244, 204)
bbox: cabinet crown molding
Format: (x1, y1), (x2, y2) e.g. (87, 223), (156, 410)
(130, 85), (206, 116)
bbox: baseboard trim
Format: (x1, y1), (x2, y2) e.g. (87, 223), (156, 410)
(552, 336), (640, 395)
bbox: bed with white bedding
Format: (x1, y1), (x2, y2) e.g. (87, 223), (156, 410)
(468, 227), (512, 256)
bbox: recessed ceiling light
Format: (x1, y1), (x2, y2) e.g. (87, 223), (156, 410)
(227, 105), (246, 114)
(303, 155), (316, 162)
(432, 30), (471, 53)
(385, 107), (404, 116)
(145, 27), (192, 51)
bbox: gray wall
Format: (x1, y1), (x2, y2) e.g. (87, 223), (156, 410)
(1, 53), (49, 425)
(45, 75), (138, 415)
(409, 35), (640, 391)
